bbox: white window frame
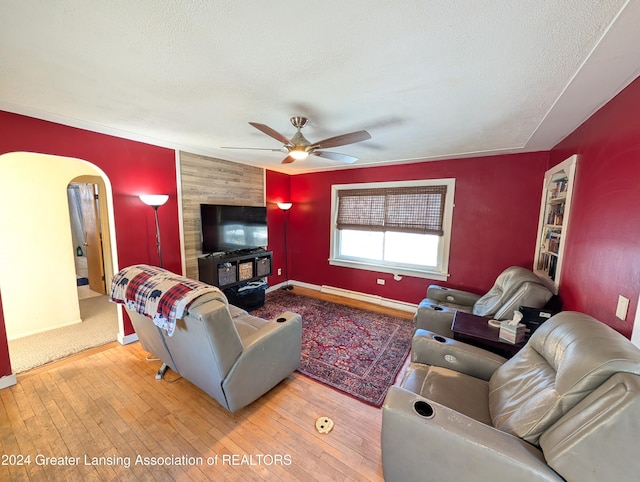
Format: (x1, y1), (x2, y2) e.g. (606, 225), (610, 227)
(329, 178), (455, 281)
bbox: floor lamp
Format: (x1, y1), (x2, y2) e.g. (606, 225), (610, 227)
(277, 202), (293, 290)
(140, 194), (169, 267)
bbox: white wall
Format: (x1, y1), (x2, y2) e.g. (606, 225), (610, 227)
(0, 152), (107, 340)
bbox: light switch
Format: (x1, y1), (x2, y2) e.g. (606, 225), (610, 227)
(616, 295), (630, 320)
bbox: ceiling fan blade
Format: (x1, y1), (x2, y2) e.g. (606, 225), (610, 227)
(313, 151), (359, 164)
(281, 155), (296, 164)
(248, 122), (291, 144)
(311, 130), (371, 149)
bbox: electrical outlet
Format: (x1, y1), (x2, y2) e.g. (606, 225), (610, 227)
(277, 268), (282, 276)
(377, 278), (385, 285)
(616, 295), (629, 320)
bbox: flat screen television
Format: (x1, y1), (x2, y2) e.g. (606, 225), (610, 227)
(200, 204), (268, 254)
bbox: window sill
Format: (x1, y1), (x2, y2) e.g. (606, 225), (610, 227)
(328, 258), (449, 281)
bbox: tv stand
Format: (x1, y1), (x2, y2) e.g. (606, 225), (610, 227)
(198, 250), (272, 289)
(235, 247), (267, 256)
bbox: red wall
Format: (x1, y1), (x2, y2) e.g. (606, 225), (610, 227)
(549, 76), (640, 337)
(266, 169), (291, 286)
(284, 152), (549, 304)
(0, 110), (180, 377)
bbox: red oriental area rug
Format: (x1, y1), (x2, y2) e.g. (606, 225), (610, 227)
(250, 290), (413, 407)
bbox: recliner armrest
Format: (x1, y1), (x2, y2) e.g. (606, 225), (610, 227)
(382, 387), (562, 482)
(540, 373), (640, 482)
(411, 329), (506, 381)
(426, 285), (481, 307)
(222, 311), (302, 412)
(413, 299), (456, 336)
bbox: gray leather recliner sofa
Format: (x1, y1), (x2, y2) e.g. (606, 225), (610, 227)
(126, 291), (302, 413)
(382, 311), (640, 481)
(414, 266), (553, 337)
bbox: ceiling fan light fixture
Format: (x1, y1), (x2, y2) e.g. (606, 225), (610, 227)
(234, 116), (371, 165)
(289, 149), (309, 160)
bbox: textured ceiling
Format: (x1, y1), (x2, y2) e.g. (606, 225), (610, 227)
(1, 1), (639, 174)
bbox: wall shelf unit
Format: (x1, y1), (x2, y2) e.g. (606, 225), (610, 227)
(533, 154), (577, 294)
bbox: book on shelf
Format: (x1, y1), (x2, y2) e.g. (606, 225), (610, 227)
(548, 255), (558, 280)
(550, 178), (568, 199)
(546, 202), (565, 225)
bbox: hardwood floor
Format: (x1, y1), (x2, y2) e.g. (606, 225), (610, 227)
(1, 287), (415, 481)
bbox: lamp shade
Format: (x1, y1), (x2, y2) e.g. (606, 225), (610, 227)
(277, 202), (293, 211)
(139, 194), (169, 207)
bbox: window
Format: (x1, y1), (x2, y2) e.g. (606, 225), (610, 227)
(329, 179), (455, 280)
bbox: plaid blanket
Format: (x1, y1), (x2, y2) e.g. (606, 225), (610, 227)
(110, 264), (227, 336)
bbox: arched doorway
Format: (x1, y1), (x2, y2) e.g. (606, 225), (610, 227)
(0, 152), (122, 375)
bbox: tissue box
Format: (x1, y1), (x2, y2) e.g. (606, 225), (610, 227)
(499, 322), (526, 344)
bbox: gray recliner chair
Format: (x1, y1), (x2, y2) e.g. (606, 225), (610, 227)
(382, 311), (640, 481)
(414, 266), (553, 337)
(126, 291), (302, 413)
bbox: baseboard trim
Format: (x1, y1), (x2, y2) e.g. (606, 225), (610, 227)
(0, 373), (17, 390)
(7, 318), (83, 342)
(118, 332), (138, 345)
(269, 280), (418, 313)
(320, 285), (418, 313)
(266, 281), (289, 292)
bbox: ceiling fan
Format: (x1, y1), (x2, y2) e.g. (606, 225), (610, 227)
(222, 116), (371, 164)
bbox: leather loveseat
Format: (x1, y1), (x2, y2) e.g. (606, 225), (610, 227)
(382, 311), (640, 481)
(414, 266), (553, 337)
(111, 264), (302, 413)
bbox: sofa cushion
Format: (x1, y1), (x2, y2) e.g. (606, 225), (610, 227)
(228, 304), (247, 317)
(233, 311), (269, 340)
(489, 311), (640, 444)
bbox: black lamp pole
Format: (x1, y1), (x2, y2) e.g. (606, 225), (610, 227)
(139, 194), (169, 268)
(152, 205), (163, 267)
(278, 202), (293, 290)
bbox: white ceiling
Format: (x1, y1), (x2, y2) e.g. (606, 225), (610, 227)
(1, 1), (639, 174)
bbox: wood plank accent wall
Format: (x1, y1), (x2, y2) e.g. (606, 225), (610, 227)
(179, 151), (264, 280)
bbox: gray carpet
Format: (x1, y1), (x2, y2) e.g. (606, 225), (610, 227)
(8, 295), (119, 373)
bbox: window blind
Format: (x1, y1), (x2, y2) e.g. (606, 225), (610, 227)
(336, 185), (448, 235)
